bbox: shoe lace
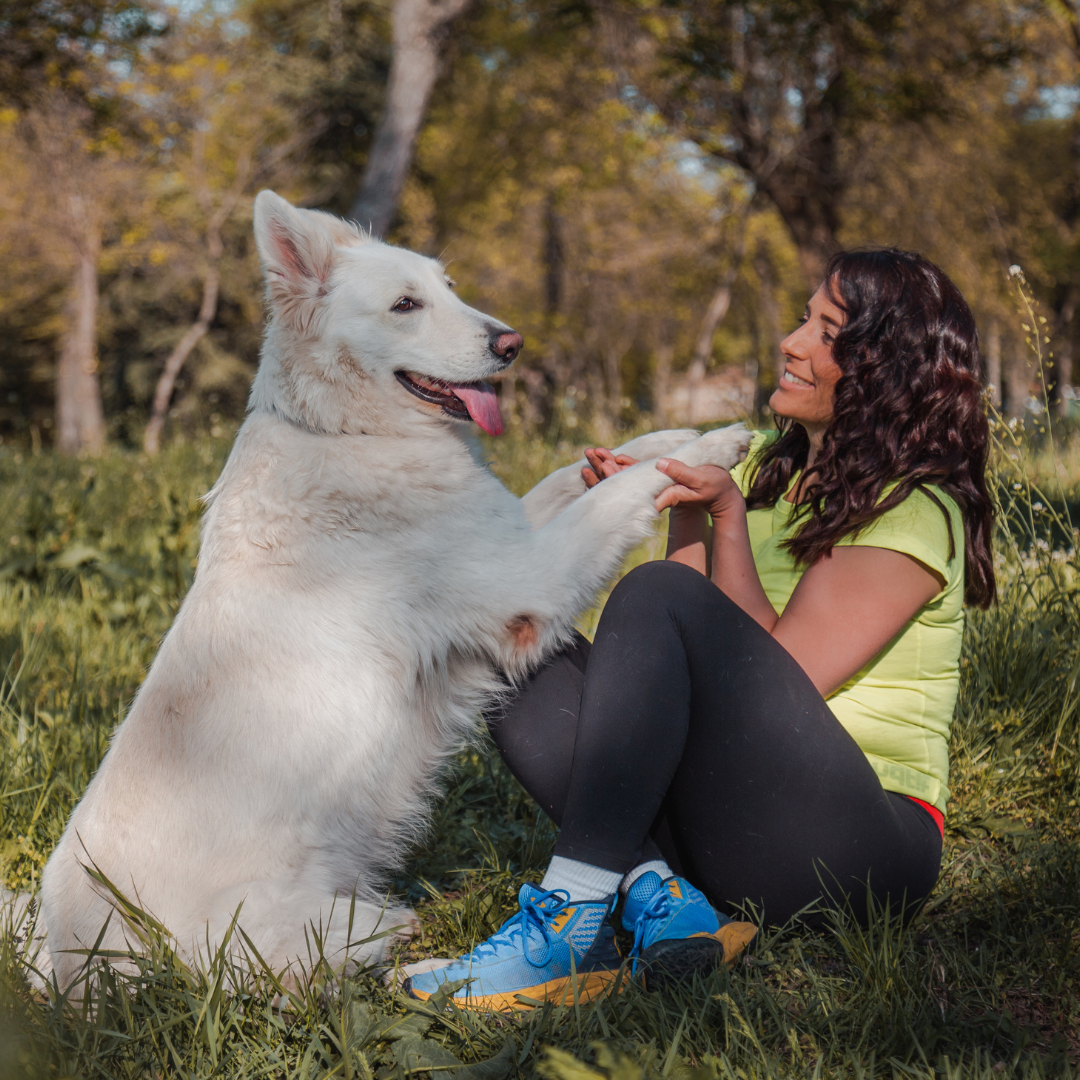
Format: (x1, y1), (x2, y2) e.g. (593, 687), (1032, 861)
(630, 886), (672, 976)
(464, 888), (572, 969)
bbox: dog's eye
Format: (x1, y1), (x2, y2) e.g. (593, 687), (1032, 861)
(445, 277), (457, 289)
(393, 297), (420, 312)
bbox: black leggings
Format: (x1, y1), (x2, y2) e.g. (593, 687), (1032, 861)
(487, 560), (943, 928)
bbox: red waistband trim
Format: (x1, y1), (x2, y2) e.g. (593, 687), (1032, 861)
(905, 795), (944, 837)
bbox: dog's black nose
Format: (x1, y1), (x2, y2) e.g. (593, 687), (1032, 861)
(490, 331), (523, 367)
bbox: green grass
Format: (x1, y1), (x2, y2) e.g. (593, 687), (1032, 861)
(1, 426), (1079, 1079)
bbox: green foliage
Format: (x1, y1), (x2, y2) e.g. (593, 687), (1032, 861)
(0, 428), (1078, 1077)
(0, 0), (390, 448)
(0, 0), (161, 107)
(2, 0), (1079, 449)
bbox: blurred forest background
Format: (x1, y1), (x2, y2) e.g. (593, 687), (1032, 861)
(3, 0), (1080, 454)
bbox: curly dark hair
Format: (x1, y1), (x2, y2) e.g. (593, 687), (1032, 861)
(744, 248), (996, 608)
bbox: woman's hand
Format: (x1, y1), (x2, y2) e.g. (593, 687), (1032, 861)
(582, 448), (639, 488)
(653, 458), (744, 518)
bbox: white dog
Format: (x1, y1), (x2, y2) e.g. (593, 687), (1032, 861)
(35, 191), (749, 990)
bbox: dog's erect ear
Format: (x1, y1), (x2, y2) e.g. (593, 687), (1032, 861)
(253, 190), (348, 336)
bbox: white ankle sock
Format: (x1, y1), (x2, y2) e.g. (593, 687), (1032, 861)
(540, 856), (623, 901)
(619, 860), (675, 895)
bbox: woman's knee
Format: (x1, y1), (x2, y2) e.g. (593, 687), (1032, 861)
(609, 559), (704, 608)
(606, 559), (731, 625)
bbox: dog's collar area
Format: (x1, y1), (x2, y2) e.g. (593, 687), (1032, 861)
(268, 405), (322, 434)
(267, 405), (364, 437)
(395, 370), (471, 420)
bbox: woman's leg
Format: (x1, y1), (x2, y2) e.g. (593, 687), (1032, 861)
(485, 632), (589, 825)
(408, 560), (943, 1005)
(486, 634), (672, 869)
(551, 559), (941, 926)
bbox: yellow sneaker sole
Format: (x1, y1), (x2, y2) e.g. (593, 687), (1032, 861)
(691, 920), (758, 965)
(407, 967), (626, 1012)
(641, 920), (758, 989)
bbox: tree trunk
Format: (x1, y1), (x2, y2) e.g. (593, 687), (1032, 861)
(763, 197), (834, 292)
(1004, 337), (1032, 420)
(1052, 290), (1075, 417)
(652, 343), (673, 424)
(1055, 343), (1074, 418)
(685, 356), (706, 425)
(754, 246), (787, 394)
(497, 370), (517, 427)
(587, 366), (613, 443)
(328, 0), (345, 75)
(792, 238), (831, 294)
(737, 134), (841, 291)
(986, 318), (1002, 408)
(531, 192), (567, 431)
(692, 281), (735, 373)
(520, 366), (551, 429)
(143, 130), (255, 454)
(349, 0), (472, 237)
(544, 192), (564, 319)
(56, 226), (105, 455)
(604, 344), (625, 420)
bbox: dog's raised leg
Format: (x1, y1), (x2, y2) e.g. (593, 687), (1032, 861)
(495, 425), (751, 672)
(521, 428), (702, 528)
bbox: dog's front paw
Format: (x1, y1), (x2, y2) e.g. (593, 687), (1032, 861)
(613, 428), (701, 461)
(673, 423), (752, 472)
(388, 908), (421, 944)
(381, 955), (455, 988)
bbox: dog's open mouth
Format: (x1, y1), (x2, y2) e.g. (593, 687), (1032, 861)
(395, 371), (503, 436)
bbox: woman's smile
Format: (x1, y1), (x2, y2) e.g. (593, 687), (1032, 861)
(780, 368), (814, 389)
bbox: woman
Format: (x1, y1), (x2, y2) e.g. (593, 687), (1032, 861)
(406, 248), (995, 1010)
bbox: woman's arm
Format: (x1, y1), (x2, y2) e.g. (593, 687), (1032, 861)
(655, 458), (944, 697)
(775, 546), (942, 696)
(665, 507), (710, 574)
(656, 458), (778, 628)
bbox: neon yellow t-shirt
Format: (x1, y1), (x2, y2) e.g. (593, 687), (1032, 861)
(728, 432), (965, 813)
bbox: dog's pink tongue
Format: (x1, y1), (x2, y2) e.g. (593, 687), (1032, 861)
(451, 382), (503, 436)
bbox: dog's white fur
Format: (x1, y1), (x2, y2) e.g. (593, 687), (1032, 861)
(36, 191), (749, 989)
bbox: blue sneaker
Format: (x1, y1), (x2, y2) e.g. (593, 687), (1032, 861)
(405, 884), (624, 1011)
(622, 872), (757, 987)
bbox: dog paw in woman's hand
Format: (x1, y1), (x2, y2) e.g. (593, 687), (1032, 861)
(673, 423), (750, 472)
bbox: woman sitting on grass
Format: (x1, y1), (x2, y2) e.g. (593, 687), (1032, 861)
(406, 248), (996, 1009)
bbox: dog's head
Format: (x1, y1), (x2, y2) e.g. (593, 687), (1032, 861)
(248, 190), (522, 437)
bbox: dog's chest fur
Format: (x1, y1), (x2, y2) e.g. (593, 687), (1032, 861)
(193, 411), (510, 767)
(67, 415), (510, 899)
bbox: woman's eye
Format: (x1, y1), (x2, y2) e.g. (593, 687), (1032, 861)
(393, 297), (419, 312)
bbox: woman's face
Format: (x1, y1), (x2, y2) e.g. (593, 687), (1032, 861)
(769, 283), (845, 436)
